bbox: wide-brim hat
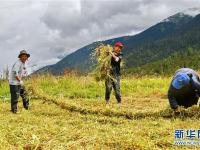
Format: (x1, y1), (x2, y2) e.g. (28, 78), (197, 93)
(18, 50), (30, 58)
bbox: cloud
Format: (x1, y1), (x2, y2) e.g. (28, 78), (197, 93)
(0, 0), (200, 73)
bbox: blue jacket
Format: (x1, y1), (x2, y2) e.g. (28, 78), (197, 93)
(168, 68), (200, 109)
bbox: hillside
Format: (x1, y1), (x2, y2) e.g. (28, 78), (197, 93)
(127, 48), (200, 75)
(37, 9), (200, 75)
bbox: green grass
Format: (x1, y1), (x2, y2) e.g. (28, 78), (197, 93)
(32, 75), (170, 99)
(0, 80), (10, 101)
(1, 75), (200, 149)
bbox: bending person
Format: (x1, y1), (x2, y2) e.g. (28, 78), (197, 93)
(168, 68), (200, 112)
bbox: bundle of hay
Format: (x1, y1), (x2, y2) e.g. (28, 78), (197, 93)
(91, 44), (113, 81)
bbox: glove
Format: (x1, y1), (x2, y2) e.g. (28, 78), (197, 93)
(20, 80), (24, 85)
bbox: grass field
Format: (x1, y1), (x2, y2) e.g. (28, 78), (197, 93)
(1, 75), (200, 149)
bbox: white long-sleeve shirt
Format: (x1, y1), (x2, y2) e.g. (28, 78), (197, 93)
(9, 59), (27, 85)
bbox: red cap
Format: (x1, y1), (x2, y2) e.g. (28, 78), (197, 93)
(115, 42), (124, 48)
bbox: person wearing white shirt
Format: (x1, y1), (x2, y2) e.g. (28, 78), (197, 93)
(9, 50), (30, 113)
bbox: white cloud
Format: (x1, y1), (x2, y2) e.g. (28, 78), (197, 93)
(0, 0), (200, 72)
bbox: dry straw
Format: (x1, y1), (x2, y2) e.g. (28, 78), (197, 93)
(91, 44), (125, 82)
(90, 44), (114, 81)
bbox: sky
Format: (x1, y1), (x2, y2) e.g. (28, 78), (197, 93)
(0, 0), (200, 74)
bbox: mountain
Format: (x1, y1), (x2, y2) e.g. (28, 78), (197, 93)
(37, 8), (200, 75)
(127, 48), (200, 76)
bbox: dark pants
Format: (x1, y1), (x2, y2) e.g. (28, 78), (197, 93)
(10, 85), (29, 112)
(105, 76), (121, 103)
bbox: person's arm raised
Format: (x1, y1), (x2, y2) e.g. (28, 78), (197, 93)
(109, 51), (120, 62)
